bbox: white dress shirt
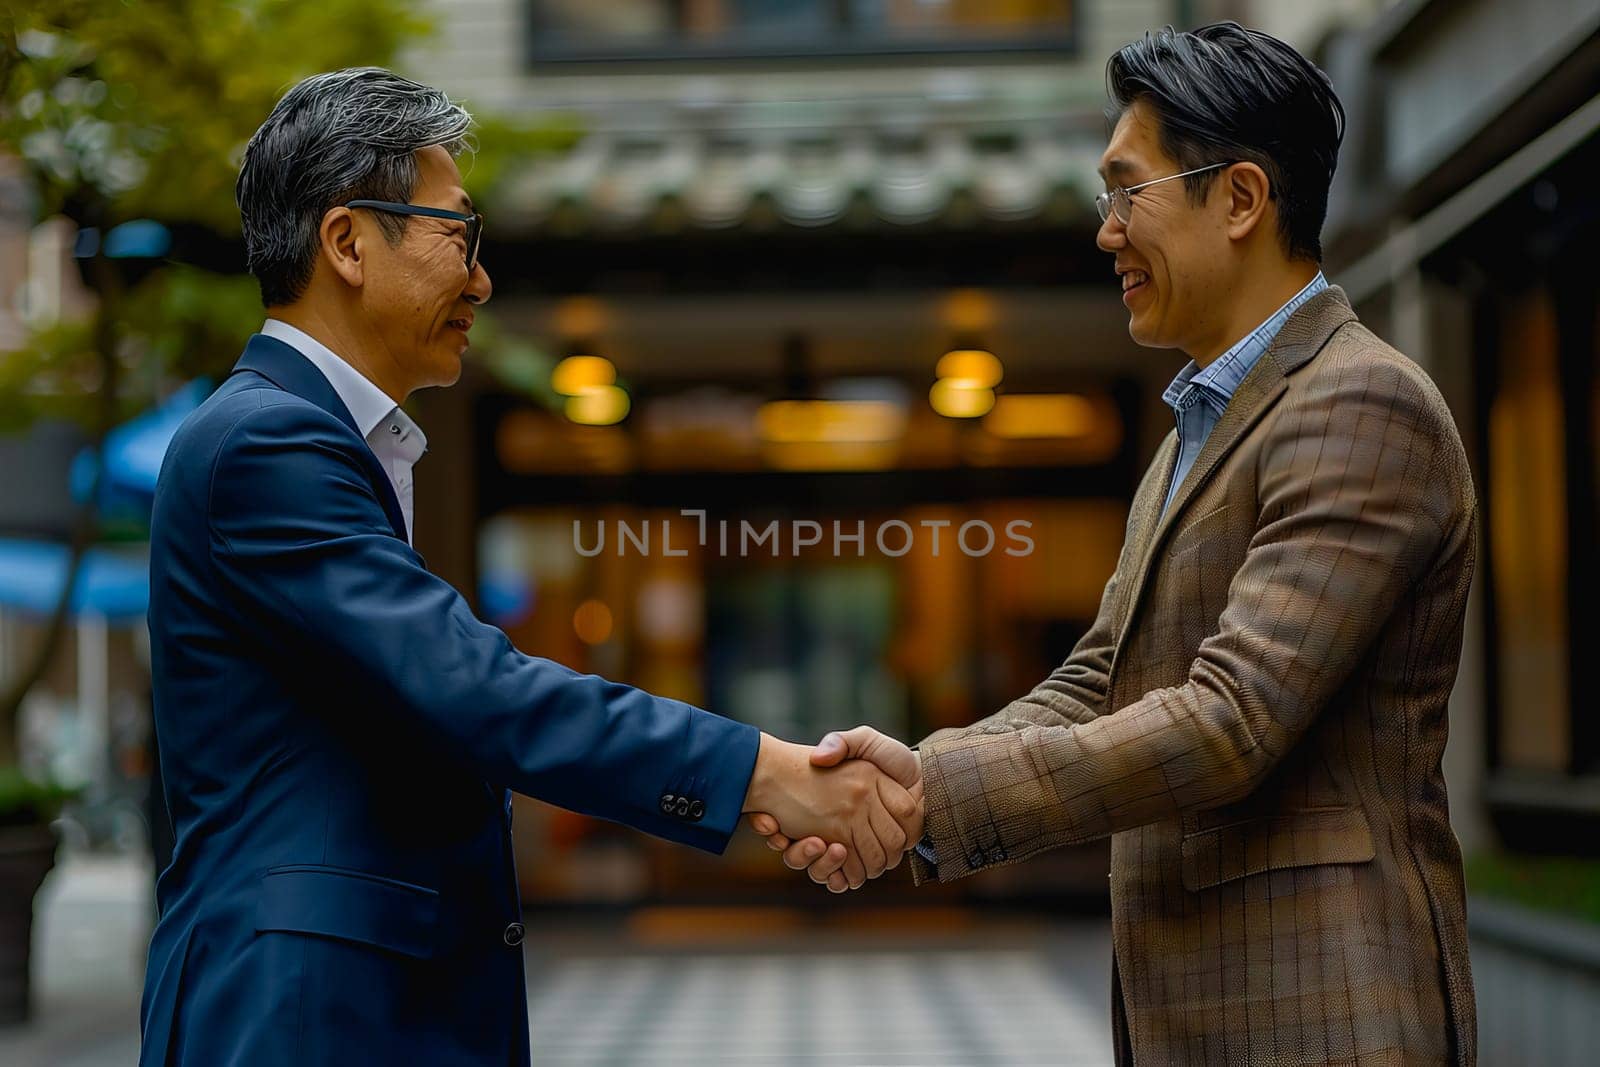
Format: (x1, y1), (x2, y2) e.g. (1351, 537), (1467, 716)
(260, 319), (427, 545)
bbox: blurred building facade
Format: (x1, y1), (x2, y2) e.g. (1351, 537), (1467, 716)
(1276, 7), (1600, 1057)
(5, 6), (1598, 1062)
(393, 0), (1598, 902)
(1303, 0), (1598, 857)
(399, 0), (1195, 903)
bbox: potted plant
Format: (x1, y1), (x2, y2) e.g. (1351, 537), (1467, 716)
(0, 769), (74, 1023)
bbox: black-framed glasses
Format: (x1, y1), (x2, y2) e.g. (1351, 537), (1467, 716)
(345, 199), (484, 270)
(1094, 161), (1236, 225)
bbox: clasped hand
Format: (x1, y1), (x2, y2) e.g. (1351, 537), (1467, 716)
(742, 727), (921, 893)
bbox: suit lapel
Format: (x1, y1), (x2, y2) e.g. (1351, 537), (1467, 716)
(1123, 432), (1178, 586)
(230, 334), (411, 544)
(1110, 286), (1359, 672)
(1153, 287), (1357, 551)
(1149, 365), (1289, 552)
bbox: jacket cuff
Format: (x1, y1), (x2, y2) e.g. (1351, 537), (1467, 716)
(915, 736), (1015, 883)
(646, 709), (760, 854)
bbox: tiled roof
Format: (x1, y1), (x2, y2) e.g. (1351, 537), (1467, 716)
(498, 127), (1104, 234)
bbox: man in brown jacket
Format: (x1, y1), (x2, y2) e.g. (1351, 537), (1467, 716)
(751, 22), (1478, 1066)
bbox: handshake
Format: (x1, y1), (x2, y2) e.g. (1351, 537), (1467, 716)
(741, 727), (924, 893)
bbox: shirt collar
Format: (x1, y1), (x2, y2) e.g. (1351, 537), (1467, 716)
(1163, 271), (1328, 417)
(260, 319), (420, 446)
(1160, 362), (1204, 412)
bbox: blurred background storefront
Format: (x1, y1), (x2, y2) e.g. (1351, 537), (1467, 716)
(395, 0), (1186, 909)
(4, 0), (1600, 1063)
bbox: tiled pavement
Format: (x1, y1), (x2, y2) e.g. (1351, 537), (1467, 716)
(0, 854), (1116, 1066)
(521, 936), (1115, 1066)
(0, 855), (150, 1067)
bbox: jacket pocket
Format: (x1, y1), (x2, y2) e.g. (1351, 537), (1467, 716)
(1180, 806), (1375, 892)
(255, 864), (441, 959)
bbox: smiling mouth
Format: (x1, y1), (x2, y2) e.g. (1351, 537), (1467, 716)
(1120, 269), (1149, 295)
(446, 316), (473, 333)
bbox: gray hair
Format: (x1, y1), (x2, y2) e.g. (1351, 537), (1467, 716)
(236, 67), (473, 307)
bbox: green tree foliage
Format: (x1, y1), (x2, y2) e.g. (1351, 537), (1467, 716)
(1, 0), (570, 407)
(3, 0), (433, 227)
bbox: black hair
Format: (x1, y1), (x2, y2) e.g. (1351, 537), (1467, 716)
(237, 68), (473, 307)
(1106, 22), (1345, 261)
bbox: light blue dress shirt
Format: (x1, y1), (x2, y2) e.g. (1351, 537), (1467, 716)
(1159, 271), (1327, 514)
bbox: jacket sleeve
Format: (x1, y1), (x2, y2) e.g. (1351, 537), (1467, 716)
(912, 364), (1471, 883)
(205, 395), (759, 853)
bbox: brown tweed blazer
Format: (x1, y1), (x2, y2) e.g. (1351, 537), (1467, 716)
(912, 287), (1478, 1066)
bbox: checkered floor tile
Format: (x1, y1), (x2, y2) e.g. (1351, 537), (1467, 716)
(526, 947), (1114, 1066)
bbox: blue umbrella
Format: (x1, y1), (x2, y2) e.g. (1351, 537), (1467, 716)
(70, 379), (211, 518)
(0, 538), (150, 622)
(0, 380), (209, 621)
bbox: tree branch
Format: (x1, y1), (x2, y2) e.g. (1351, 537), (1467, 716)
(0, 245), (120, 770)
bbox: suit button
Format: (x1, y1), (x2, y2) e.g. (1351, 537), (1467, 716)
(990, 847), (1008, 863)
(503, 922), (525, 947)
(969, 848), (986, 870)
(688, 800), (705, 821)
(660, 793), (677, 814)
(674, 797), (691, 818)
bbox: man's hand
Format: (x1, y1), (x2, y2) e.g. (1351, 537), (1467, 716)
(741, 733), (922, 890)
(745, 726), (922, 893)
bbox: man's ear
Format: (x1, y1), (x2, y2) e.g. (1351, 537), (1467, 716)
(318, 207), (364, 288)
(1223, 161), (1273, 244)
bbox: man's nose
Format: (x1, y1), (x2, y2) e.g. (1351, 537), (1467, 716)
(1096, 214), (1126, 254)
(464, 260), (492, 305)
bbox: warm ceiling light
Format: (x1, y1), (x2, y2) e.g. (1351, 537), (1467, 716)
(929, 378), (995, 419)
(756, 400), (906, 444)
(552, 355), (617, 397)
(566, 385), (631, 425)
(935, 349), (1003, 389)
(983, 394), (1098, 438)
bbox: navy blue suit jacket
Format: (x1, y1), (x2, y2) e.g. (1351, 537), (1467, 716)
(139, 335), (760, 1066)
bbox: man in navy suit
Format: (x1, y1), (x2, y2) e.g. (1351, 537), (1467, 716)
(139, 68), (922, 1066)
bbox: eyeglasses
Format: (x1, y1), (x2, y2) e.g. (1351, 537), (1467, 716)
(1094, 161), (1235, 225)
(345, 199), (483, 271)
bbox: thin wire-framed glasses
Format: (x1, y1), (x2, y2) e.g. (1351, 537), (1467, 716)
(1095, 161), (1236, 225)
(345, 199), (484, 271)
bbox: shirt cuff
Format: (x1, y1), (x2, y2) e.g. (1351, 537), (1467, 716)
(914, 834), (938, 874)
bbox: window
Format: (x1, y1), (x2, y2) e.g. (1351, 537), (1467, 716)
(1479, 269), (1599, 781)
(530, 0), (1075, 60)
(1486, 289), (1571, 773)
